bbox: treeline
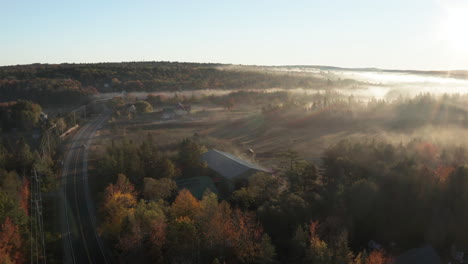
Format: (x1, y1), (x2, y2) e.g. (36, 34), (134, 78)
(210, 139), (467, 263)
(321, 139), (467, 251)
(0, 99), (81, 140)
(146, 89), (468, 130)
(0, 62), (345, 106)
(134, 90), (468, 130)
(0, 100), (43, 132)
(252, 92), (468, 129)
(0, 78), (97, 106)
(0, 99), (71, 191)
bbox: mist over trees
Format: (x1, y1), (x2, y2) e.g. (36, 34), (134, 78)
(93, 123), (467, 263)
(92, 85), (468, 263)
(0, 62), (352, 106)
(1, 61), (467, 263)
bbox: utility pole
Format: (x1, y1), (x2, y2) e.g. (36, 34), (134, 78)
(46, 132), (51, 156)
(30, 168), (47, 264)
(43, 124), (56, 157)
(30, 171), (33, 264)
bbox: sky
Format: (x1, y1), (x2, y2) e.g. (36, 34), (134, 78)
(2, 0), (468, 70)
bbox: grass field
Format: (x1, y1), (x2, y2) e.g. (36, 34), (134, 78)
(90, 104), (377, 170)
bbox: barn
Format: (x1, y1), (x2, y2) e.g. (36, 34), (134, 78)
(201, 149), (270, 191)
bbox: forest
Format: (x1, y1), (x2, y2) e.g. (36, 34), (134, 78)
(0, 98), (83, 263)
(0, 136), (60, 263)
(0, 62), (361, 106)
(0, 62), (467, 263)
(81, 88), (467, 263)
(94, 131), (467, 264)
(4, 0), (468, 263)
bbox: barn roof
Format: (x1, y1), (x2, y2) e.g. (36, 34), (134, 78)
(201, 149), (269, 179)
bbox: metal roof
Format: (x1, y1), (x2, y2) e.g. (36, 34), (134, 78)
(201, 149), (269, 179)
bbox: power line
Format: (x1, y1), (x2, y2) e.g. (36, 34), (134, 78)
(30, 167), (47, 264)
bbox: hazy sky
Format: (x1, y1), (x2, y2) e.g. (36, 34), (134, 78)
(2, 0), (468, 70)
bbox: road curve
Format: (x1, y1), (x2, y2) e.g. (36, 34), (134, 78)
(61, 112), (111, 264)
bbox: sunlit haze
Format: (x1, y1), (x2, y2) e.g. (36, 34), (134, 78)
(2, 0), (468, 70)
(1, 1), (468, 263)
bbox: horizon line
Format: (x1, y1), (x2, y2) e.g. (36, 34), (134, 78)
(1, 60), (467, 73)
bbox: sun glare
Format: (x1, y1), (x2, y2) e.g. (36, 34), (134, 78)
(439, 1), (468, 55)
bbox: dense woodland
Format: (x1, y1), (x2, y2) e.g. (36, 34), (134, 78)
(95, 133), (468, 264)
(0, 99), (79, 263)
(0, 62), (467, 263)
(0, 137), (60, 263)
(0, 62), (362, 106)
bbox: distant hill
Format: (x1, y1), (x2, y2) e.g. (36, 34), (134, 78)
(0, 61), (333, 106)
(3, 61), (463, 106)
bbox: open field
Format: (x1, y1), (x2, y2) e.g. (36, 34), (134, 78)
(91, 98), (468, 171)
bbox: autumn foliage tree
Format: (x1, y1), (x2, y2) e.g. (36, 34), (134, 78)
(19, 178), (29, 217)
(171, 189), (201, 219)
(306, 221), (331, 264)
(143, 177), (177, 201)
(230, 209), (269, 263)
(366, 250), (392, 264)
(166, 190), (276, 263)
(134, 101), (153, 114)
(0, 146), (30, 264)
(101, 174), (137, 239)
(0, 217), (23, 264)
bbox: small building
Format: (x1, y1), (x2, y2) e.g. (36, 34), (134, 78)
(176, 176), (218, 200)
(201, 149), (270, 190)
(395, 245), (442, 264)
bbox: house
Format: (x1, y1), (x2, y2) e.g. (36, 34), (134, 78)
(395, 245), (442, 264)
(201, 149), (270, 190)
(176, 176), (218, 200)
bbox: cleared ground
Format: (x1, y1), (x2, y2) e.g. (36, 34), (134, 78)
(92, 104), (379, 169)
(91, 100), (468, 175)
